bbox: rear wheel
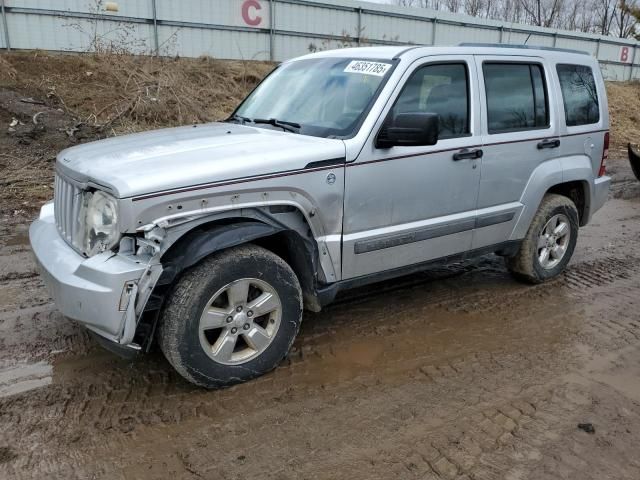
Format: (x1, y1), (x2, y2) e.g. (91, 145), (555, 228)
(159, 244), (302, 388)
(506, 194), (579, 284)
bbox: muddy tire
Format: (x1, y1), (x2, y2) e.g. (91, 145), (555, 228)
(506, 194), (579, 284)
(158, 244), (302, 388)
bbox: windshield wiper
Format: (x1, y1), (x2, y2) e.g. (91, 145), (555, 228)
(251, 118), (301, 133)
(226, 114), (251, 125)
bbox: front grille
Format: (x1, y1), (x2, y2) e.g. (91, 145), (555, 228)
(54, 173), (83, 251)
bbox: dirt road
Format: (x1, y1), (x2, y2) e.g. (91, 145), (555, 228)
(1, 157), (640, 480)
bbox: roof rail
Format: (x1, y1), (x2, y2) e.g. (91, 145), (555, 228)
(458, 43), (590, 56)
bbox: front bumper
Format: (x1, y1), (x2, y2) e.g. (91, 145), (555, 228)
(29, 202), (147, 344)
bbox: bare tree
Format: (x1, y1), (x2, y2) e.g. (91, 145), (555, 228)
(390, 0), (638, 37)
(615, 0), (639, 37)
(593, 0), (618, 35)
(519, 0), (564, 27)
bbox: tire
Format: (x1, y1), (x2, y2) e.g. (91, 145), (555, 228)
(505, 194), (579, 284)
(158, 244), (302, 388)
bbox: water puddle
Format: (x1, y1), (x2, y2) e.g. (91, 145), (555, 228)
(4, 230), (30, 247)
(0, 361), (52, 398)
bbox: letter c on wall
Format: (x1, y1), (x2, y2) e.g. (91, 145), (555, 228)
(242, 0), (262, 27)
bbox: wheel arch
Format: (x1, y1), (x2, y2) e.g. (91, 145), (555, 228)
(547, 179), (590, 226)
(511, 158), (594, 240)
(152, 207), (326, 314)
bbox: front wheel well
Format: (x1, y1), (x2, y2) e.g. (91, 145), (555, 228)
(547, 181), (589, 226)
(154, 209), (322, 312)
(251, 231), (320, 311)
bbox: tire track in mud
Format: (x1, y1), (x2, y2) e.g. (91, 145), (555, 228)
(2, 216), (640, 477)
(442, 255), (640, 314)
(3, 264), (640, 480)
(1, 255), (637, 412)
(142, 344), (640, 480)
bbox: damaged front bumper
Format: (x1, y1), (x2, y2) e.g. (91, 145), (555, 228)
(29, 202), (158, 348)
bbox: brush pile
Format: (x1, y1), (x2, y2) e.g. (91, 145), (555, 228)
(0, 51), (274, 134)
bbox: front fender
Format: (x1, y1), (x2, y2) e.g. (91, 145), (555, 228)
(159, 221), (284, 285)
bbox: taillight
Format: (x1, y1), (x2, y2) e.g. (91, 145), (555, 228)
(599, 132), (609, 177)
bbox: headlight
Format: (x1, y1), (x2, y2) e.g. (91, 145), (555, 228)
(78, 190), (120, 256)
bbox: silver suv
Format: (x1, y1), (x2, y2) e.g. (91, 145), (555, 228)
(30, 45), (611, 387)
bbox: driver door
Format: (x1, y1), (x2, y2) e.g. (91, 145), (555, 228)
(342, 56), (482, 279)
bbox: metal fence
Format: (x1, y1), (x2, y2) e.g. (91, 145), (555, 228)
(1, 0), (639, 81)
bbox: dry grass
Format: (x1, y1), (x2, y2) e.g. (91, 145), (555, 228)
(1, 51), (637, 146)
(606, 81), (640, 153)
(0, 51), (273, 214)
(0, 56), (17, 82)
(0, 51), (274, 134)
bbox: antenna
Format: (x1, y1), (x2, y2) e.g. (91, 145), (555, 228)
(524, 33), (532, 45)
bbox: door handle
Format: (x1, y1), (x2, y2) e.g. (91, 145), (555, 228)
(537, 138), (561, 149)
(453, 148), (483, 161)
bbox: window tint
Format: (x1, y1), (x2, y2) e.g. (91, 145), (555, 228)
(556, 64), (599, 126)
(483, 63), (549, 134)
(393, 63), (469, 138)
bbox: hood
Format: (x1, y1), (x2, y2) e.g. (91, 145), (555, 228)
(56, 123), (346, 198)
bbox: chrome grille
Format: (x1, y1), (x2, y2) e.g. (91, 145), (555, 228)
(54, 174), (83, 251)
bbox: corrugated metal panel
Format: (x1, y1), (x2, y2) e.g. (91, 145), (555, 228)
(277, 2), (356, 36)
(156, 0), (270, 28)
(12, 0), (152, 16)
(361, 12), (432, 44)
(1, 0), (639, 80)
(0, 14), (7, 49)
(436, 24), (499, 46)
(160, 25), (270, 59)
(7, 12), (152, 53)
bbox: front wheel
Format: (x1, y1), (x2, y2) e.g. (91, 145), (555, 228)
(506, 194), (579, 284)
(158, 244), (303, 388)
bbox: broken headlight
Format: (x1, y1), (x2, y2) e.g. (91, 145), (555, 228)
(79, 190), (120, 256)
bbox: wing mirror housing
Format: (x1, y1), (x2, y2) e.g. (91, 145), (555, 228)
(376, 112), (439, 148)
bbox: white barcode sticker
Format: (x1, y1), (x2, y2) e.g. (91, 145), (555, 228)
(344, 60), (392, 77)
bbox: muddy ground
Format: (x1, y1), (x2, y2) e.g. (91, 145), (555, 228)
(0, 156), (638, 479)
(1, 53), (640, 479)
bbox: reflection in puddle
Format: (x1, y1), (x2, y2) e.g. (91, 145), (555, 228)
(4, 230), (30, 247)
(0, 361), (52, 398)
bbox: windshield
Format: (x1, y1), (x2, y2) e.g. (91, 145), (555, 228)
(231, 58), (395, 138)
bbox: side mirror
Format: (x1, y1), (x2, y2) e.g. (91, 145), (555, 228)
(376, 112), (439, 148)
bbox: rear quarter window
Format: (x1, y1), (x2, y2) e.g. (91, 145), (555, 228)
(556, 64), (600, 127)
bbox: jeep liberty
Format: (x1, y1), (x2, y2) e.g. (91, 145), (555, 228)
(30, 45), (611, 387)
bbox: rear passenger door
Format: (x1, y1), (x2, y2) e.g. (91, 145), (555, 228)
(473, 56), (561, 250)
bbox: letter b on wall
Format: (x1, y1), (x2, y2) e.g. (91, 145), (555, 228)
(242, 0), (263, 26)
(620, 46), (630, 63)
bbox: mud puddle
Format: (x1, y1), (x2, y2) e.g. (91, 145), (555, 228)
(2, 229), (29, 248)
(0, 360), (52, 398)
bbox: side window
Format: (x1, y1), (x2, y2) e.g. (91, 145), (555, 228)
(483, 63), (549, 134)
(392, 63), (469, 139)
(556, 64), (599, 126)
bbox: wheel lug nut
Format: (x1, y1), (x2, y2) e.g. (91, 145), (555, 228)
(243, 323), (250, 330)
(231, 327), (238, 334)
(236, 306), (243, 312)
(226, 316), (233, 323)
(247, 310), (253, 317)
